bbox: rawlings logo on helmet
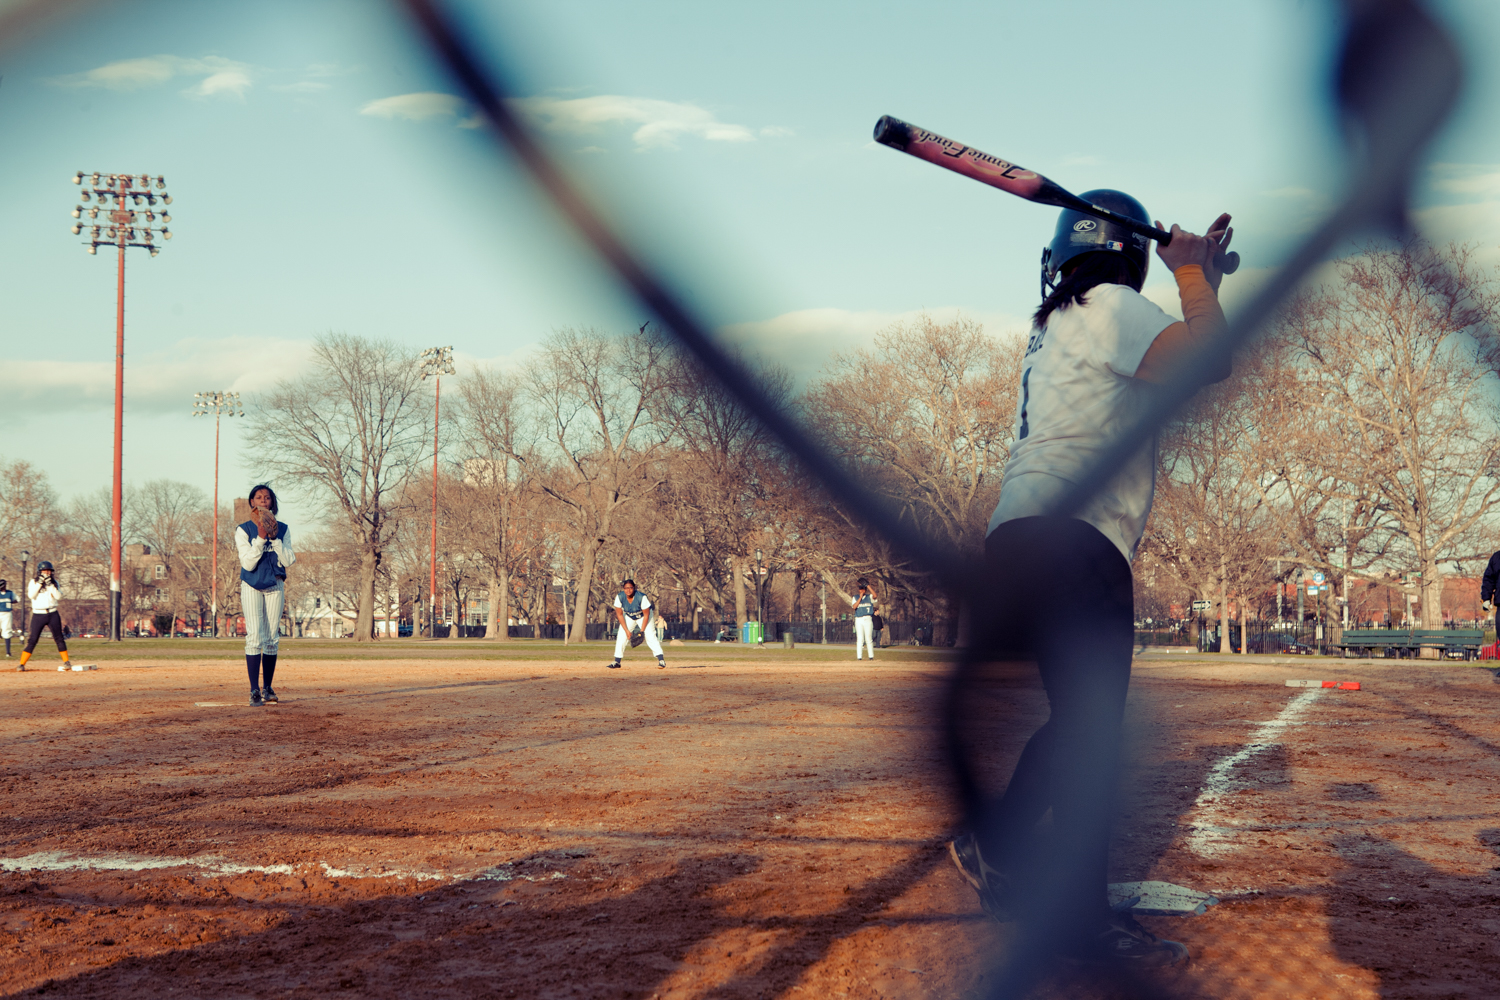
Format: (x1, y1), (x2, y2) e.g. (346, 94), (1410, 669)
(1072, 219), (1098, 232)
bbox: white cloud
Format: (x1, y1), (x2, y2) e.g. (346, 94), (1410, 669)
(359, 91), (468, 123)
(719, 306), (1028, 384)
(1429, 163), (1500, 198)
(189, 69), (252, 100)
(9, 337), (315, 414)
(48, 56), (254, 98)
(513, 95), (767, 150)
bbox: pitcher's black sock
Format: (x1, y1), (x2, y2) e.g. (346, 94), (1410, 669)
(246, 653), (262, 690)
(262, 654), (277, 689)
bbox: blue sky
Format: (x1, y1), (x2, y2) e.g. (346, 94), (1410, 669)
(0, 0), (1498, 535)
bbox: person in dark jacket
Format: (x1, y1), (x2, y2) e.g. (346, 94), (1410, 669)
(1481, 550), (1500, 636)
(235, 484), (296, 706)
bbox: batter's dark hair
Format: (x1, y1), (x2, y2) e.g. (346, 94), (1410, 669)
(1033, 252), (1143, 329)
(248, 484), (279, 515)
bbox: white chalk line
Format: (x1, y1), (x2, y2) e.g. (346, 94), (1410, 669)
(0, 850), (568, 884)
(1184, 688), (1324, 858)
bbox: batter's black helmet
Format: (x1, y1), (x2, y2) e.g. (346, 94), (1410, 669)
(37, 561), (53, 571)
(1040, 189), (1152, 298)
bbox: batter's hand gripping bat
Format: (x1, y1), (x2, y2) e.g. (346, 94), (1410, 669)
(873, 115), (1240, 274)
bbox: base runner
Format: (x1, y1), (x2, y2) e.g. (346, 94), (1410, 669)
(608, 579), (666, 669)
(949, 190), (1233, 968)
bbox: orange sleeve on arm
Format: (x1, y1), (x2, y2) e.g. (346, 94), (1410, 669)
(1134, 265), (1232, 385)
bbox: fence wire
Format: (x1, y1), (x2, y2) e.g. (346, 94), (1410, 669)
(404, 1), (1462, 997)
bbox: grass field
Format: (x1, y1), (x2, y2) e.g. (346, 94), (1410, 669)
(3, 641), (1499, 998)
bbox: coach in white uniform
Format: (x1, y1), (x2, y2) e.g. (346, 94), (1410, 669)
(608, 579), (666, 669)
(948, 190), (1234, 969)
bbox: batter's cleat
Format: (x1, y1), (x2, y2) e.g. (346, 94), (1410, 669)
(249, 688), (264, 707)
(607, 661), (622, 669)
(949, 833), (1016, 922)
(1062, 912), (1190, 968)
(264, 687), (279, 704)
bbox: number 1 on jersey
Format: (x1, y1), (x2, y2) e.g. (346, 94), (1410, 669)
(1018, 367), (1032, 440)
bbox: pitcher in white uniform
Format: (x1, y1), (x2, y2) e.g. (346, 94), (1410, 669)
(947, 189), (1234, 970)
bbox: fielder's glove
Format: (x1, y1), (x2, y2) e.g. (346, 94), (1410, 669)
(1485, 600), (1494, 613)
(629, 628), (645, 648)
(257, 508), (279, 539)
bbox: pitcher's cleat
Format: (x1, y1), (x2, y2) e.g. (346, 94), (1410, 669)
(657, 658), (666, 669)
(264, 687), (279, 704)
(607, 661), (622, 669)
(249, 688), (264, 707)
(1062, 912), (1190, 967)
(948, 833), (1016, 922)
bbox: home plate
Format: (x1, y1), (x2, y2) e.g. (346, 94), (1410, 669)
(1286, 679), (1360, 690)
(59, 664), (98, 672)
(1107, 881), (1219, 916)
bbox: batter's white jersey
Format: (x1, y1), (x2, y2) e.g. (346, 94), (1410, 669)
(987, 283), (1175, 561)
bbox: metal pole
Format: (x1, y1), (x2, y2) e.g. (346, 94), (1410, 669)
(212, 410), (219, 638)
(821, 583), (827, 644)
(109, 226), (125, 642)
(430, 374), (440, 639)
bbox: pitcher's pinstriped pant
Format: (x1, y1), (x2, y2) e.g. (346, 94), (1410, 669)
(242, 580), (284, 656)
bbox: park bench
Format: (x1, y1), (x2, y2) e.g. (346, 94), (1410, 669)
(1336, 628), (1484, 660)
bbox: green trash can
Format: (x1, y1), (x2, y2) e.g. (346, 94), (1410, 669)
(741, 621), (763, 645)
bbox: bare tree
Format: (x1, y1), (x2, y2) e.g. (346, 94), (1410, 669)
(1271, 242), (1500, 626)
(802, 314), (1023, 638)
(135, 480), (210, 638)
(449, 367), (538, 639)
(249, 333), (428, 639)
(527, 326), (679, 643)
(1144, 371), (1280, 652)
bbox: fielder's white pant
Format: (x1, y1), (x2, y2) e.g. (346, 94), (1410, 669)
(242, 580), (284, 656)
(614, 617), (664, 658)
(855, 616), (875, 659)
(0, 611), (11, 639)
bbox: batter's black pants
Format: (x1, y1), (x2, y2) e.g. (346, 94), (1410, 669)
(976, 515), (1134, 938)
(25, 611), (67, 654)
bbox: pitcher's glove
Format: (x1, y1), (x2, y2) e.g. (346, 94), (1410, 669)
(256, 508), (279, 540)
(629, 628), (645, 648)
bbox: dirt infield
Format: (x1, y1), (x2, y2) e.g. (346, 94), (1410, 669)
(3, 642), (1500, 998)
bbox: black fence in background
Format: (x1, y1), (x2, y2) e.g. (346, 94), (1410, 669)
(1136, 619), (1496, 656)
(426, 620), (943, 645)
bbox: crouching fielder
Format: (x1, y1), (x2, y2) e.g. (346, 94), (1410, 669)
(237, 484), (295, 707)
(608, 579), (665, 669)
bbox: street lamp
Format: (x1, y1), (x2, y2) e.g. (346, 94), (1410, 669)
(754, 548), (764, 627)
(20, 550), (29, 621)
(191, 391), (243, 638)
(419, 346), (455, 640)
(72, 171), (176, 641)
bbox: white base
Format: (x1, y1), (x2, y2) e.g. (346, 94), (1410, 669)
(58, 663), (98, 671)
(1107, 880), (1219, 916)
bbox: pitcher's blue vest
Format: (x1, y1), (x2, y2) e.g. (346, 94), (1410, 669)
(854, 592), (874, 617)
(617, 590), (646, 619)
(240, 520), (288, 590)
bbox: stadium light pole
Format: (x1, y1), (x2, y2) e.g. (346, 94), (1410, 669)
(419, 346), (456, 640)
(71, 170), (174, 642)
(191, 391), (242, 638)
